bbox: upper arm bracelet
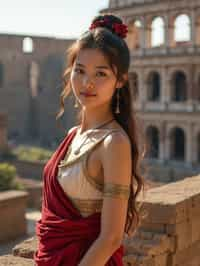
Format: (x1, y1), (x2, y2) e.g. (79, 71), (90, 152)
(103, 182), (131, 199)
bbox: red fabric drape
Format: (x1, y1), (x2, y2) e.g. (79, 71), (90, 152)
(34, 128), (124, 266)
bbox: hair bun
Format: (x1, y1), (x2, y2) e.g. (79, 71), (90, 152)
(89, 15), (128, 39)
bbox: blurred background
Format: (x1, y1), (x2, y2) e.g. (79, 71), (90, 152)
(0, 0), (109, 151)
(1, 0), (200, 264)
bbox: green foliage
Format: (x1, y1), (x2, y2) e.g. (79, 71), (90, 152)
(0, 163), (25, 191)
(13, 145), (53, 163)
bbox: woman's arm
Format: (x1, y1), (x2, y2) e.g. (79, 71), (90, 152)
(78, 131), (132, 266)
(78, 234), (121, 266)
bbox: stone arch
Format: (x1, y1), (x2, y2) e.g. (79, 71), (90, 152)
(0, 62), (4, 87)
(169, 127), (185, 161)
(129, 72), (139, 100)
(147, 71), (161, 101)
(174, 14), (191, 44)
(171, 71), (187, 101)
(146, 126), (160, 158)
(151, 16), (165, 47)
(126, 19), (142, 50)
(23, 37), (34, 53)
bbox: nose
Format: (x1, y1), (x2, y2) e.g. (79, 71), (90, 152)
(83, 75), (94, 89)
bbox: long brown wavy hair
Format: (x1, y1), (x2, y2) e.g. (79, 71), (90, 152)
(56, 14), (148, 237)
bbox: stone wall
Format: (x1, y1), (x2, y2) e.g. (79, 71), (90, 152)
(142, 159), (200, 182)
(0, 33), (77, 147)
(101, 0), (200, 175)
(6, 174), (200, 266)
(123, 174), (200, 265)
(0, 190), (28, 243)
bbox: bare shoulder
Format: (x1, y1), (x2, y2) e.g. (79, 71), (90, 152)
(103, 125), (131, 151)
(100, 124), (131, 163)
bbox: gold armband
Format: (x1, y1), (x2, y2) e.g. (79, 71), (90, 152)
(103, 182), (130, 199)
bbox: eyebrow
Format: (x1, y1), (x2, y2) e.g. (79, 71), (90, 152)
(75, 63), (110, 70)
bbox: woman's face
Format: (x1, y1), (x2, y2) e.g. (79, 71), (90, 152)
(70, 48), (122, 109)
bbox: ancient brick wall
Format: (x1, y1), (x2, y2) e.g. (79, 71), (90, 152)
(5, 175), (200, 266)
(101, 0), (200, 175)
(0, 34), (77, 147)
(0, 191), (28, 243)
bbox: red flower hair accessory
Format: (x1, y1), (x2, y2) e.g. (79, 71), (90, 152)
(112, 22), (128, 39)
(89, 18), (128, 39)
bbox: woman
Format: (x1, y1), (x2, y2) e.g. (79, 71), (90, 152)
(34, 14), (146, 266)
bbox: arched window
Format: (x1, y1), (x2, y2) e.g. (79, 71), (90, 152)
(23, 37), (34, 53)
(151, 17), (165, 47)
(147, 71), (161, 101)
(174, 14), (191, 42)
(170, 127), (185, 161)
(146, 126), (160, 158)
(126, 20), (142, 50)
(171, 71), (187, 101)
(0, 62), (4, 87)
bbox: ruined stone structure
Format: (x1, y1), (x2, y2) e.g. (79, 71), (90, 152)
(0, 34), (76, 148)
(0, 174), (199, 266)
(101, 0), (200, 174)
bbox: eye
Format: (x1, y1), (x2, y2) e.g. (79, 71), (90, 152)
(96, 71), (107, 77)
(74, 68), (84, 74)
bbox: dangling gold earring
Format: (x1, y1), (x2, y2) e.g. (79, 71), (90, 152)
(74, 98), (79, 108)
(115, 88), (120, 114)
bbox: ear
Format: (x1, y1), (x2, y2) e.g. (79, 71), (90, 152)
(116, 73), (128, 89)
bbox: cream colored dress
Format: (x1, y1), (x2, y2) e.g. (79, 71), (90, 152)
(57, 127), (121, 217)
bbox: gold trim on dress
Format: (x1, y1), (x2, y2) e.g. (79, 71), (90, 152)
(69, 197), (103, 215)
(81, 152), (104, 193)
(58, 129), (120, 169)
(57, 128), (130, 216)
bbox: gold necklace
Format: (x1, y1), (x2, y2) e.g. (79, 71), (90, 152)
(65, 118), (115, 161)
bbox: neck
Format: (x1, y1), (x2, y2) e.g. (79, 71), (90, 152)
(79, 105), (114, 134)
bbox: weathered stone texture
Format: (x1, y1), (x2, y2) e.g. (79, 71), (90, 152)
(8, 175), (200, 266)
(102, 0), (200, 181)
(0, 190), (28, 243)
(0, 34), (76, 147)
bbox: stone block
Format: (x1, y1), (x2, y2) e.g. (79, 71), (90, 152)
(12, 236), (38, 259)
(166, 219), (192, 251)
(0, 254), (34, 265)
(0, 190), (28, 243)
(170, 240), (200, 265)
(137, 176), (200, 225)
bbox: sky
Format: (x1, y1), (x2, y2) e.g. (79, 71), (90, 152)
(0, 0), (109, 39)
(0, 0), (189, 44)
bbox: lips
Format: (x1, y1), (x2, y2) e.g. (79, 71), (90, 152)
(80, 92), (96, 96)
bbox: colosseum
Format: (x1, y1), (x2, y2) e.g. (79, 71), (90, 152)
(101, 0), (200, 181)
